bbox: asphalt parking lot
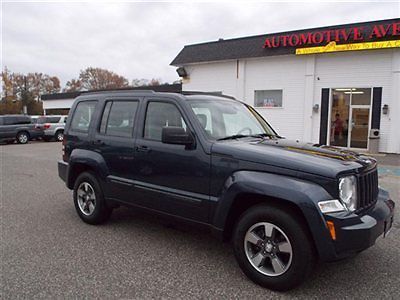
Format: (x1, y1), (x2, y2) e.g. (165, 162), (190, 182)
(1, 142), (400, 299)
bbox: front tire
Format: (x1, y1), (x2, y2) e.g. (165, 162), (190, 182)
(233, 204), (315, 291)
(73, 172), (113, 225)
(16, 131), (29, 144)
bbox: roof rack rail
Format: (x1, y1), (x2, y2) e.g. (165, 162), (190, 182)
(181, 91), (236, 100)
(85, 89), (156, 95)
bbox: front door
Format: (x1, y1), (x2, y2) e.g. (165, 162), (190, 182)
(329, 88), (371, 149)
(132, 98), (210, 222)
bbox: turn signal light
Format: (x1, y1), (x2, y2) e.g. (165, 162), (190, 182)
(326, 221), (336, 240)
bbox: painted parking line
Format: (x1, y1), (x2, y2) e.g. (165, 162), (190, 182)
(378, 166), (400, 177)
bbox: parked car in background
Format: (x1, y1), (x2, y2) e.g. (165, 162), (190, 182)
(30, 115), (41, 124)
(0, 115), (44, 144)
(34, 115), (67, 142)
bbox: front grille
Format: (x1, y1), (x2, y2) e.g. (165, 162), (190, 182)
(357, 168), (379, 210)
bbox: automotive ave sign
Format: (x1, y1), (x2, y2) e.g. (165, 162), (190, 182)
(263, 21), (400, 49)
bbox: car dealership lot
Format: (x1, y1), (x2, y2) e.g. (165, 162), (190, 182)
(1, 142), (399, 299)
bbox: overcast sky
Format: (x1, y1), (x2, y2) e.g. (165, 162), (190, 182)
(1, 1), (399, 88)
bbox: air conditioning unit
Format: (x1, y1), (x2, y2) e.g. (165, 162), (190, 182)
(369, 128), (380, 139)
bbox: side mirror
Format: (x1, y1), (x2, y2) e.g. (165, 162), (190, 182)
(161, 126), (194, 146)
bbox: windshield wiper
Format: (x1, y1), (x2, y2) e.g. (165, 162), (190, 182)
(250, 133), (284, 139)
(217, 134), (250, 141)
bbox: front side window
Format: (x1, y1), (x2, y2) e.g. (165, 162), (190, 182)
(254, 90), (283, 108)
(189, 99), (276, 140)
(100, 101), (138, 137)
(70, 101), (97, 133)
(144, 101), (187, 141)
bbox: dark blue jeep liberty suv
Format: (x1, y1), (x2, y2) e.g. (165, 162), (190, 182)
(58, 90), (394, 291)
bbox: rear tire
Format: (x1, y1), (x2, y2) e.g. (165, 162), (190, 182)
(233, 204), (315, 291)
(73, 172), (113, 225)
(55, 130), (64, 142)
(16, 131), (29, 144)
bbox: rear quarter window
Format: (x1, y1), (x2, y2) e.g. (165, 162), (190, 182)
(70, 101), (97, 133)
(47, 117), (61, 123)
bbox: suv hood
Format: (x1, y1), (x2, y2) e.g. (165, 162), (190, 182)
(211, 138), (376, 178)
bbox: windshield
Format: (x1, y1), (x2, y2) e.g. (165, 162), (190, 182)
(189, 99), (277, 140)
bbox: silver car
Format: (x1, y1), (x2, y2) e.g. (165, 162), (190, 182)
(35, 115), (67, 142)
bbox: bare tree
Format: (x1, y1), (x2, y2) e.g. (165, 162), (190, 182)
(77, 67), (129, 90)
(64, 79), (83, 92)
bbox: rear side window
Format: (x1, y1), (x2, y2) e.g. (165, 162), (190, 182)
(2, 116), (30, 125)
(3, 117), (13, 125)
(100, 101), (138, 137)
(37, 116), (61, 123)
(47, 117), (61, 123)
(70, 101), (97, 133)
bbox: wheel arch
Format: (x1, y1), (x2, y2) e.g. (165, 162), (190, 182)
(66, 149), (109, 189)
(212, 171), (337, 261)
(16, 130), (30, 138)
(222, 193), (311, 242)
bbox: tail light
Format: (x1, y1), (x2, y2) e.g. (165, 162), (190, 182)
(62, 135), (67, 162)
(43, 123), (51, 129)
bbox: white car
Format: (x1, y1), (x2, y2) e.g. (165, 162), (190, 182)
(35, 115), (68, 142)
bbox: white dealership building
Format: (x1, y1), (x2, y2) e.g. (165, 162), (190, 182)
(171, 18), (400, 154)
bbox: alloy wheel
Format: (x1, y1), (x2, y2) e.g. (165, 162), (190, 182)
(77, 182), (96, 216)
(56, 132), (64, 141)
(18, 133), (28, 144)
(244, 222), (293, 277)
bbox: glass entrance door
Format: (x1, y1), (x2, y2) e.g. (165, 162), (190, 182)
(349, 107), (370, 148)
(329, 88), (371, 149)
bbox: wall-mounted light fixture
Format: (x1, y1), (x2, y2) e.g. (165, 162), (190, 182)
(176, 67), (188, 78)
(313, 103), (319, 112)
(382, 104), (389, 115)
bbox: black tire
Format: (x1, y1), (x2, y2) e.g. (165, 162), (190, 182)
(233, 204), (315, 291)
(55, 130), (64, 142)
(73, 171), (113, 225)
(16, 131), (29, 144)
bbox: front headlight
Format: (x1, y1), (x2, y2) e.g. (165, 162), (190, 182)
(339, 176), (357, 211)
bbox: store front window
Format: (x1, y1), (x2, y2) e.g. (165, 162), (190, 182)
(254, 90), (283, 107)
(329, 88), (371, 149)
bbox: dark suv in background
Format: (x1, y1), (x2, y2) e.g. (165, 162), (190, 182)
(0, 115), (43, 144)
(58, 91), (394, 291)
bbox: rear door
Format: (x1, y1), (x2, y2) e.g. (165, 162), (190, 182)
(93, 98), (140, 203)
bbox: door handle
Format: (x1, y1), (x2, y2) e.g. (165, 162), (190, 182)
(136, 145), (151, 153)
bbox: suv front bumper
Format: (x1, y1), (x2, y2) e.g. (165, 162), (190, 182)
(323, 189), (395, 260)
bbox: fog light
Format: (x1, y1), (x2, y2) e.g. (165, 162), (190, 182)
(318, 200), (346, 213)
